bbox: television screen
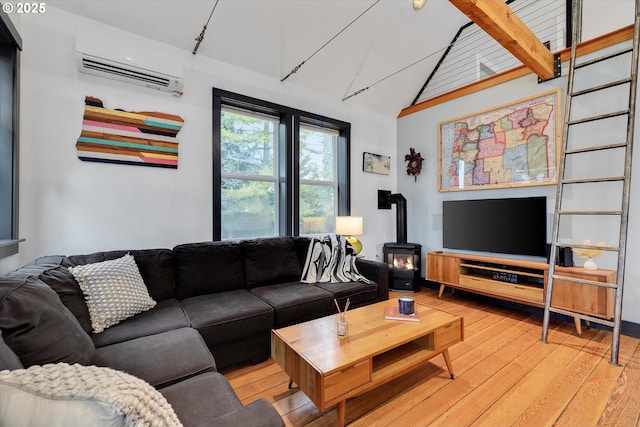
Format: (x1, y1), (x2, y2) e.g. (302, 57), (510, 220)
(442, 197), (547, 257)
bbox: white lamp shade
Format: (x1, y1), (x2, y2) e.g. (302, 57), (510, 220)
(336, 216), (363, 236)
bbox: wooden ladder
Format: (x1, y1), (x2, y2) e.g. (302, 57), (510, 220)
(541, 0), (639, 365)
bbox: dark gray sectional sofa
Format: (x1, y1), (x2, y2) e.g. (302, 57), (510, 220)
(0, 236), (388, 426)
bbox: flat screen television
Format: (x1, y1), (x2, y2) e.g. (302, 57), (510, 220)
(442, 196), (547, 257)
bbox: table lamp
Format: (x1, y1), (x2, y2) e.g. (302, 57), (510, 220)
(336, 216), (363, 255)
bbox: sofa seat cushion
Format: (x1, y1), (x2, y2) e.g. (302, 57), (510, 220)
(180, 290), (274, 346)
(91, 299), (190, 348)
(94, 327), (215, 388)
(159, 372), (241, 426)
(314, 281), (379, 307)
(173, 241), (246, 299)
(210, 399), (285, 427)
(0, 275), (95, 367)
(250, 282), (335, 328)
(242, 237), (302, 288)
(159, 372), (284, 427)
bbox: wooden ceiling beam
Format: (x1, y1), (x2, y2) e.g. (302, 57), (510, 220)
(449, 0), (556, 81)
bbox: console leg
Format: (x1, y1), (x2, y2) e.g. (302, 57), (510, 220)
(573, 317), (583, 338)
(438, 284), (445, 298)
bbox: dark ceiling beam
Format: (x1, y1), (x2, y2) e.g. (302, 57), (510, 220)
(449, 0), (556, 81)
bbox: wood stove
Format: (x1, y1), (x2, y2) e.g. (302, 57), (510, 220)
(383, 242), (422, 292)
(379, 190), (422, 292)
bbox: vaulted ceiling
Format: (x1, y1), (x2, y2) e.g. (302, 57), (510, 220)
(38, 1), (639, 116)
(47, 0), (472, 116)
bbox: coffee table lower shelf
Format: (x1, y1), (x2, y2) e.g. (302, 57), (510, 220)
(271, 299), (463, 426)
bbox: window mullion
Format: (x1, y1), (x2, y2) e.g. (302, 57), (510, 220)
(212, 91), (222, 240)
(291, 115), (300, 236)
(279, 113), (293, 236)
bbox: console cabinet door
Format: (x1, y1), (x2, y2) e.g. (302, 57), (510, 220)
(427, 253), (459, 285)
(551, 267), (616, 319)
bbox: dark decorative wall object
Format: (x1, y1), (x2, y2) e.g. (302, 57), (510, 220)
(405, 147), (424, 181)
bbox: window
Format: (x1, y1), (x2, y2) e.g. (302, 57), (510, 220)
(220, 107), (279, 239)
(213, 88), (350, 240)
(299, 124), (338, 234)
(0, 11), (21, 260)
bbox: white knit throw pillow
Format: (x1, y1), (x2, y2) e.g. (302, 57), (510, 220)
(0, 363), (183, 427)
(69, 254), (156, 333)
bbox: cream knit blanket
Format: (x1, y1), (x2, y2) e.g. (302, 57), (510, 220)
(0, 363), (183, 427)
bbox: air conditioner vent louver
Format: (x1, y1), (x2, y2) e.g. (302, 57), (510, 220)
(81, 58), (171, 87)
(75, 52), (183, 96)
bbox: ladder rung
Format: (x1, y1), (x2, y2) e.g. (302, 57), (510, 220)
(565, 142), (628, 155)
(562, 176), (625, 184)
(571, 78), (632, 97)
(548, 307), (614, 327)
(568, 110), (630, 125)
(551, 274), (618, 289)
(558, 210), (622, 215)
(557, 242), (620, 252)
(574, 47), (633, 69)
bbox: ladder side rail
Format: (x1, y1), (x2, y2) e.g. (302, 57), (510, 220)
(542, 0), (582, 344)
(610, 0), (640, 365)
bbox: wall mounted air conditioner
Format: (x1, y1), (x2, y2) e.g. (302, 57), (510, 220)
(75, 52), (184, 96)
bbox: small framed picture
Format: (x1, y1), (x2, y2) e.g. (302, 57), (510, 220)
(363, 152), (391, 175)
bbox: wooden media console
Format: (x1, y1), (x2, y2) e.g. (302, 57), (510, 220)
(427, 251), (616, 336)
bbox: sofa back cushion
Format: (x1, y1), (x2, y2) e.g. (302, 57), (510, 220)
(0, 275), (95, 367)
(173, 241), (246, 299)
(68, 249), (176, 301)
(294, 237), (312, 268)
(17, 255), (93, 333)
(242, 237), (302, 288)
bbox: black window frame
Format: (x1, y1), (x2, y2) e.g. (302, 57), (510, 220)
(212, 88), (351, 240)
(0, 10), (21, 260)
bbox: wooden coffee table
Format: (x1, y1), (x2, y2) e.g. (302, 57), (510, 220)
(271, 298), (463, 426)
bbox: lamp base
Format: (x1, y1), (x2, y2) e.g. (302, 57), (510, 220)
(345, 235), (362, 255)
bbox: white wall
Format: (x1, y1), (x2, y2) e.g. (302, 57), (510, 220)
(398, 32), (640, 323)
(0, 5), (397, 273)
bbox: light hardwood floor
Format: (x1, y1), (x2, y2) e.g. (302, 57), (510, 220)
(222, 288), (640, 426)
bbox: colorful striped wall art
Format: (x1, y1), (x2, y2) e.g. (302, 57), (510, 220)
(76, 96), (184, 169)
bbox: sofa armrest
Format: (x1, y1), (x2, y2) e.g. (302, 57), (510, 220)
(210, 398), (284, 427)
(356, 258), (389, 302)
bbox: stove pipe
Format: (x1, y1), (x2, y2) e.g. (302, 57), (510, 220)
(389, 193), (407, 244)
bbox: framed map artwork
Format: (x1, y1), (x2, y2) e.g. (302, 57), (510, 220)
(438, 89), (561, 192)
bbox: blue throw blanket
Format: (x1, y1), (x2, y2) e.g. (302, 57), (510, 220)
(301, 234), (371, 284)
